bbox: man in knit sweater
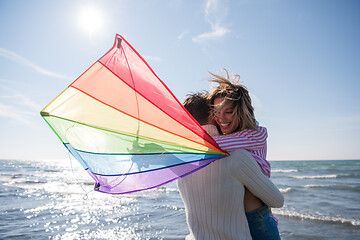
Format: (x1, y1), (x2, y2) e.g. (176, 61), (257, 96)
(178, 92), (284, 240)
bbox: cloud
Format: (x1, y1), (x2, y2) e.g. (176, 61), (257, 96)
(0, 48), (73, 81)
(204, 0), (222, 19)
(192, 0), (230, 44)
(192, 23), (230, 43)
(0, 84), (41, 125)
(177, 31), (189, 41)
(0, 102), (36, 125)
(1, 93), (42, 111)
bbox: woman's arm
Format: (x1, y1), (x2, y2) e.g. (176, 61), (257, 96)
(213, 126), (267, 151)
(228, 149), (284, 208)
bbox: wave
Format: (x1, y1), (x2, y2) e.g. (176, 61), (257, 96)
(272, 169), (298, 173)
(291, 174), (338, 179)
(11, 173), (24, 179)
(44, 169), (61, 173)
(24, 180), (48, 184)
(279, 187), (292, 194)
(155, 186), (179, 193)
(273, 208), (360, 226)
(291, 173), (354, 179)
(303, 184), (327, 188)
(303, 184), (360, 191)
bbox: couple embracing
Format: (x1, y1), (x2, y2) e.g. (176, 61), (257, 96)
(177, 69), (284, 240)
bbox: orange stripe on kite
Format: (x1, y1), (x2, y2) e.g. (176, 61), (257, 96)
(69, 84), (225, 155)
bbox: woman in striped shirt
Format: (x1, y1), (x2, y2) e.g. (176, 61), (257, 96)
(208, 69), (281, 240)
(178, 91), (283, 240)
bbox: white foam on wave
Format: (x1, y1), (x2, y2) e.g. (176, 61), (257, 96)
(273, 208), (360, 226)
(303, 184), (327, 188)
(156, 186), (178, 193)
(291, 174), (337, 179)
(272, 169), (298, 173)
(280, 187), (292, 194)
(303, 184), (360, 191)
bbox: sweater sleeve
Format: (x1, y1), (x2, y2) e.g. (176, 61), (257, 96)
(228, 149), (284, 208)
(213, 126), (267, 151)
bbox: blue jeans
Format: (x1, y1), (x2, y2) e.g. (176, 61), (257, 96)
(245, 205), (281, 240)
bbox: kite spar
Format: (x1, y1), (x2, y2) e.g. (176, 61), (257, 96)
(40, 34), (228, 194)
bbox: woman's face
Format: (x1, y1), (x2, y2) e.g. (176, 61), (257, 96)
(213, 97), (237, 134)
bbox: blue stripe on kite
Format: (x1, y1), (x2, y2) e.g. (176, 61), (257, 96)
(64, 143), (89, 170)
(65, 143), (223, 176)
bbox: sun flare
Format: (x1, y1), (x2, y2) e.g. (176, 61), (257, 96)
(77, 6), (104, 35)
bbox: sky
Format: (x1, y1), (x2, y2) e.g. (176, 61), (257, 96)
(0, 0), (359, 161)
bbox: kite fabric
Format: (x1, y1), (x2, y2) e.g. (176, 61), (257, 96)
(40, 34), (228, 194)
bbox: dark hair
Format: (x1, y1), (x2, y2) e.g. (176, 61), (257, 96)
(183, 91), (210, 125)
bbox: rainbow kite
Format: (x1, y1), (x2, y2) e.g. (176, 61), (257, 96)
(40, 34), (228, 194)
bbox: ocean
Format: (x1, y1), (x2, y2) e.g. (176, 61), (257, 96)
(1, 158), (359, 240)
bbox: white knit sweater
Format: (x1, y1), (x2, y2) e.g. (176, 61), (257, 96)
(177, 149), (284, 240)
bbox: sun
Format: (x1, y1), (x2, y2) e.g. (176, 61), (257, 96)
(77, 6), (104, 36)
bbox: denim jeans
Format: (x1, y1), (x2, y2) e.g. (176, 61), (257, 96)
(245, 205), (281, 240)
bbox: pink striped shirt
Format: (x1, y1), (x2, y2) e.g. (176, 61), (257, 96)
(213, 126), (271, 177)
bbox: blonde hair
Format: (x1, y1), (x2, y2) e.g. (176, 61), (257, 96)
(208, 69), (258, 132)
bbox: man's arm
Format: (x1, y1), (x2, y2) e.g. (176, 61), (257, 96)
(227, 149), (284, 208)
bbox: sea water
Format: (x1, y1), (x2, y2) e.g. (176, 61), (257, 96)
(1, 158), (359, 239)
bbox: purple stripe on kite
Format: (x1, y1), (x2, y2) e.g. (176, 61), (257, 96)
(90, 157), (220, 194)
